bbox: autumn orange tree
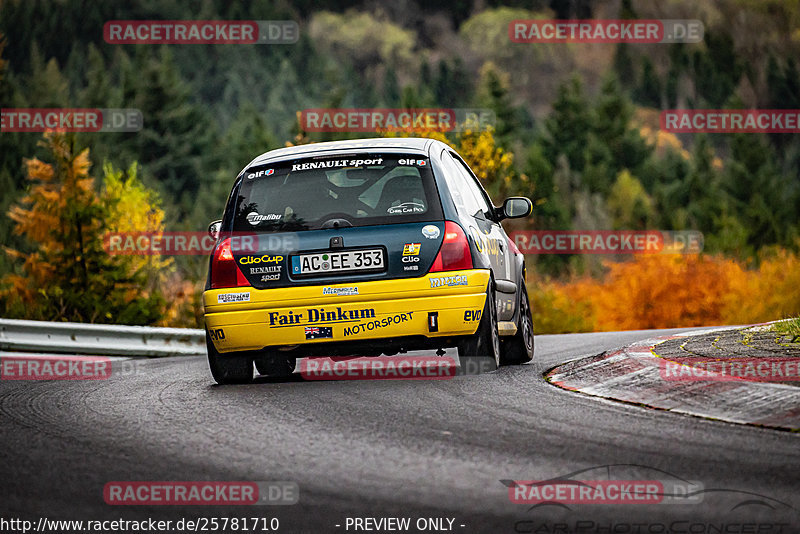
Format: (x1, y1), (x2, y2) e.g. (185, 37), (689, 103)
(528, 249), (800, 334)
(1, 133), (168, 324)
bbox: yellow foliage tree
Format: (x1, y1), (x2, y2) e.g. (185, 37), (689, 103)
(722, 246), (800, 324)
(1, 133), (169, 324)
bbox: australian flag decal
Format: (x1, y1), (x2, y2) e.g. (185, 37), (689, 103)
(305, 326), (333, 339)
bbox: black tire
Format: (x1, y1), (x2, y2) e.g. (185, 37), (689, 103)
(458, 281), (500, 367)
(206, 331), (253, 384)
(254, 350), (297, 377)
(501, 284), (534, 364)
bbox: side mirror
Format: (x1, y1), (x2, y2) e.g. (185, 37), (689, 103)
(208, 220), (222, 241)
(498, 197), (533, 220)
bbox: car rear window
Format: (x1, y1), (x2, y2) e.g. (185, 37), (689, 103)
(232, 154), (442, 232)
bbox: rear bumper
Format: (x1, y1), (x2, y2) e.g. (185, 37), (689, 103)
(203, 270), (490, 353)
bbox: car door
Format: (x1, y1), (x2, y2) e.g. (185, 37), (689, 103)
(439, 150), (517, 321)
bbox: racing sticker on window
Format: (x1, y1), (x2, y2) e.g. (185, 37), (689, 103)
(290, 158), (383, 171)
(246, 169), (274, 179)
(397, 158), (427, 166)
(387, 202), (425, 214)
(246, 212), (281, 225)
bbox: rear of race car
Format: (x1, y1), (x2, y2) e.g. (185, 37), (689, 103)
(202, 146), (489, 383)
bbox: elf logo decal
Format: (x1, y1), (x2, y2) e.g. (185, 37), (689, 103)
(268, 307), (375, 327)
(247, 168), (274, 179)
(464, 310), (482, 322)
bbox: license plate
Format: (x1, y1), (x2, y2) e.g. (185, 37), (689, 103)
(291, 248), (384, 276)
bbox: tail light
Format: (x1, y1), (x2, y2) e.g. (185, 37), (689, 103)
(430, 221), (473, 272)
(210, 238), (249, 289)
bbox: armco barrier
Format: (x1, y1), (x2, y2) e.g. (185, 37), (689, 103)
(0, 318), (205, 357)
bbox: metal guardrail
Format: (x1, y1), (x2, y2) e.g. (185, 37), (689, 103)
(0, 318), (205, 357)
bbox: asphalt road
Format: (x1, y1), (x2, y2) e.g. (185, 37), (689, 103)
(1, 328), (798, 533)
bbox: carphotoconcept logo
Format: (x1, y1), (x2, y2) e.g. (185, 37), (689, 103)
(299, 108), (496, 133)
(1, 109), (142, 132)
(509, 19), (703, 44)
(506, 464), (797, 533)
(509, 231), (703, 255)
(662, 109), (800, 133)
(103, 20), (298, 44)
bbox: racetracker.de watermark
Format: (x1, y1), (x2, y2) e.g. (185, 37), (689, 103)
(102, 232), (299, 256)
(507, 480), (693, 504)
(103, 481), (298, 505)
(509, 19), (703, 43)
(104, 20), (298, 44)
(509, 231), (703, 255)
(662, 109), (800, 133)
(299, 108), (496, 133)
(1, 355), (111, 380)
(1, 109), (142, 133)
(660, 357), (800, 382)
(300, 356), (457, 381)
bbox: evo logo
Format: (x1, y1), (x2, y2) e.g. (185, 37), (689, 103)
(464, 310), (482, 321)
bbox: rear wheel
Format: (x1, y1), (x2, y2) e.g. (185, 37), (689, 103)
(458, 282), (500, 367)
(206, 331), (253, 384)
(254, 350), (297, 378)
(501, 284), (534, 364)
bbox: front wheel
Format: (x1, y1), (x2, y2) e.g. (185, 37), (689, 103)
(206, 331), (253, 385)
(458, 282), (500, 367)
(501, 284), (534, 365)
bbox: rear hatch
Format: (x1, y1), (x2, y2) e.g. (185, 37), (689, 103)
(218, 152), (446, 289)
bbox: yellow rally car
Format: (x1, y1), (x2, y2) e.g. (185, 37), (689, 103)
(203, 138), (534, 384)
